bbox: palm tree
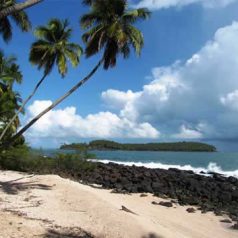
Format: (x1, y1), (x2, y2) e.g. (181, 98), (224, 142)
(8, 0), (150, 145)
(0, 0), (32, 42)
(0, 0), (43, 19)
(0, 51), (23, 143)
(0, 19), (82, 143)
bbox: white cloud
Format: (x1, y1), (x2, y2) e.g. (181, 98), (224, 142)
(101, 21), (238, 141)
(25, 100), (160, 145)
(101, 89), (141, 110)
(24, 21), (238, 145)
(172, 125), (203, 139)
(220, 90), (238, 111)
(133, 0), (237, 10)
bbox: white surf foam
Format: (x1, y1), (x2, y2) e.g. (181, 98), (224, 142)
(93, 160), (238, 178)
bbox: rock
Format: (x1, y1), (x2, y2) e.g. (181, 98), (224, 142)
(232, 190), (238, 200)
(171, 199), (178, 204)
(151, 182), (163, 192)
(140, 194), (148, 197)
(220, 219), (232, 223)
(231, 223), (238, 230)
(214, 210), (223, 216)
(139, 181), (153, 193)
(186, 208), (196, 213)
(228, 176), (237, 184)
(159, 201), (173, 207)
(151, 201), (159, 205)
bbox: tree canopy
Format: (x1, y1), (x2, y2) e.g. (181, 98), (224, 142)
(0, 51), (24, 146)
(0, 0), (31, 42)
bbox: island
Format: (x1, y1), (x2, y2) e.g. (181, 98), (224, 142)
(60, 140), (217, 152)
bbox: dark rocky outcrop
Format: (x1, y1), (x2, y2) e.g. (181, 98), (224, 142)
(68, 162), (238, 222)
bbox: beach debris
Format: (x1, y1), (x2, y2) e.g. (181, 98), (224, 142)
(121, 206), (137, 215)
(186, 208), (196, 213)
(220, 219), (232, 223)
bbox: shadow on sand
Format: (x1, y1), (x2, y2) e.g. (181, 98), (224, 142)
(43, 228), (93, 238)
(0, 176), (52, 195)
(142, 233), (163, 238)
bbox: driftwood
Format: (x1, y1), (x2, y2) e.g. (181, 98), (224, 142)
(121, 205), (138, 215)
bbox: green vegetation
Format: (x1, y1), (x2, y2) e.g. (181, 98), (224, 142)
(0, 19), (82, 142)
(61, 140), (217, 152)
(0, 51), (25, 147)
(0, 0), (31, 42)
(0, 0), (43, 19)
(0, 145), (96, 175)
(5, 0), (150, 146)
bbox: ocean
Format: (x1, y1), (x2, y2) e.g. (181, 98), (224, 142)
(40, 149), (238, 178)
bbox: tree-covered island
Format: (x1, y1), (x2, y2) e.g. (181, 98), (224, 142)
(60, 140), (217, 152)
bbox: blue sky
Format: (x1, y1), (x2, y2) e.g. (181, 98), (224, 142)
(2, 0), (238, 150)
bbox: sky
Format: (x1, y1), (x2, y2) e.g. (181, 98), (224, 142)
(2, 0), (238, 150)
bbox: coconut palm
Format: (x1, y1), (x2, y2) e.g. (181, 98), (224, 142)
(0, 19), (82, 143)
(0, 0), (42, 19)
(9, 0), (150, 144)
(0, 0), (31, 42)
(0, 51), (23, 143)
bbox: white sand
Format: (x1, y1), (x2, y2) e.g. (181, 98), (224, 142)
(0, 170), (237, 238)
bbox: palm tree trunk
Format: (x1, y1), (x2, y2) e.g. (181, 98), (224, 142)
(8, 59), (103, 145)
(0, 0), (43, 19)
(0, 73), (48, 142)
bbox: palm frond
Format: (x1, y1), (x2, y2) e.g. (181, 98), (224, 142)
(0, 17), (12, 42)
(80, 0), (150, 69)
(0, 0), (32, 42)
(30, 18), (82, 77)
(122, 8), (151, 23)
(57, 53), (67, 77)
(11, 11), (31, 32)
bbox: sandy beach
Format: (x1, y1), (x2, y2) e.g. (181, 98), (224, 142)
(0, 170), (237, 238)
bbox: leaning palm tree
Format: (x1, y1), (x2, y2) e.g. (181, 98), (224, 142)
(8, 0), (150, 145)
(0, 0), (42, 19)
(0, 0), (31, 42)
(0, 19), (82, 143)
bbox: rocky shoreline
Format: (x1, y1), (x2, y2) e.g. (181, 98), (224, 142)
(70, 162), (238, 225)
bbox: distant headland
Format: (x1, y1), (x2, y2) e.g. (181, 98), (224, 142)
(60, 140), (217, 152)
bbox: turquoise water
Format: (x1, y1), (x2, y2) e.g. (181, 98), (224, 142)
(41, 149), (238, 177)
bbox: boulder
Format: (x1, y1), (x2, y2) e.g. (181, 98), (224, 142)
(186, 208), (196, 213)
(159, 201), (173, 208)
(220, 219), (232, 223)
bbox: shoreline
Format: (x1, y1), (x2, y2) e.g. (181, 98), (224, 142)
(69, 162), (238, 222)
(0, 170), (238, 238)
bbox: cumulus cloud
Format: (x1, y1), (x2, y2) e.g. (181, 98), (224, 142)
(25, 100), (159, 145)
(100, 21), (238, 141)
(172, 125), (203, 139)
(133, 0), (237, 10)
(220, 90), (238, 111)
(101, 89), (141, 110)
(24, 21), (238, 145)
